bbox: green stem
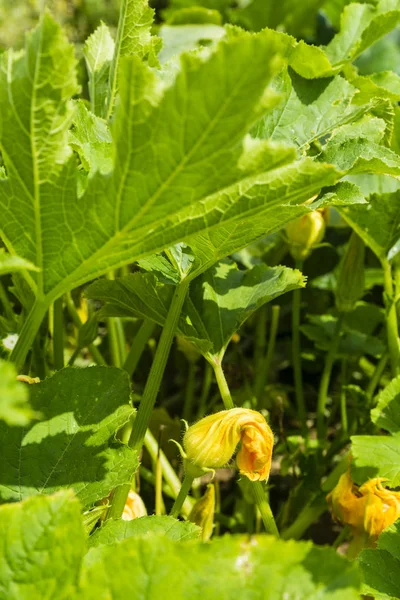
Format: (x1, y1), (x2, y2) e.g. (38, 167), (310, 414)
(254, 305), (267, 376)
(366, 352), (389, 404)
(105, 274), (126, 368)
(281, 494), (326, 540)
(210, 357), (234, 409)
(11, 300), (48, 371)
(317, 313), (344, 440)
(144, 430), (194, 516)
(212, 358), (278, 536)
(107, 318), (122, 367)
(53, 297), (64, 370)
(0, 281), (15, 322)
(292, 262), (307, 437)
(68, 347), (81, 367)
(282, 455), (348, 540)
(382, 259), (400, 377)
(197, 361), (213, 418)
(155, 447), (164, 516)
(123, 319), (155, 377)
(107, 278), (190, 520)
(340, 360), (348, 435)
(183, 362), (196, 421)
(254, 305), (280, 401)
(251, 481), (279, 536)
(170, 474), (194, 518)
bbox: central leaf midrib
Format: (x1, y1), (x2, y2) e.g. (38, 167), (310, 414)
(30, 22), (45, 295)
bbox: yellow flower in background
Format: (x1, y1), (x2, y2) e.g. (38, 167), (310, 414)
(122, 490), (147, 521)
(183, 408), (274, 482)
(327, 471), (400, 552)
(285, 208), (328, 261)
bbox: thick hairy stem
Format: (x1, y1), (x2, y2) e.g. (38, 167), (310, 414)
(107, 278), (190, 520)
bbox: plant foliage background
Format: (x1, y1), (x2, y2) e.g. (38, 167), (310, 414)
(1, 0), (400, 598)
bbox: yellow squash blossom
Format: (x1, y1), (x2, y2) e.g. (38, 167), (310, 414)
(183, 408), (274, 482)
(327, 471), (400, 553)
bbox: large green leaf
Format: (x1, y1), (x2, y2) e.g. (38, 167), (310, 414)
(87, 260), (305, 359)
(0, 367), (137, 509)
(0, 13), (79, 300)
(358, 519), (400, 599)
(89, 515), (200, 548)
(2, 18), (347, 368)
(81, 533), (361, 599)
(0, 491), (84, 600)
(0, 491), (361, 599)
(0, 359), (37, 426)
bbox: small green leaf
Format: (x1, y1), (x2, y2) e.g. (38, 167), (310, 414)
(83, 22), (115, 117)
(69, 101), (113, 179)
(301, 314), (385, 358)
(371, 376), (400, 433)
(0, 491), (85, 600)
(89, 515), (200, 548)
(0, 359), (37, 426)
(358, 519), (400, 599)
(0, 367), (138, 509)
(87, 260), (306, 359)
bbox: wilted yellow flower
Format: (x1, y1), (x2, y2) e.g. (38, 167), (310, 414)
(122, 490), (147, 521)
(183, 408), (274, 481)
(327, 471), (400, 549)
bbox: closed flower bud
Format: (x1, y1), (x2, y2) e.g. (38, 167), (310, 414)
(189, 484), (215, 541)
(335, 232), (365, 313)
(327, 471), (400, 554)
(285, 209), (327, 261)
(183, 408), (274, 482)
(122, 490), (147, 521)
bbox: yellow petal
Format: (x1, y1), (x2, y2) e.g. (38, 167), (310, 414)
(183, 408), (273, 481)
